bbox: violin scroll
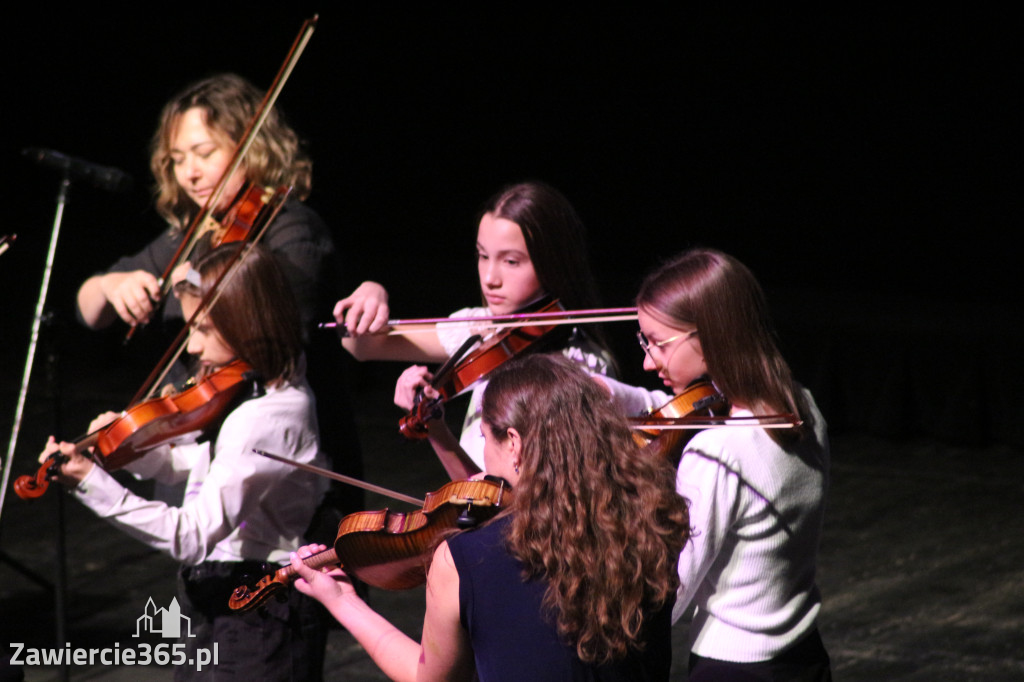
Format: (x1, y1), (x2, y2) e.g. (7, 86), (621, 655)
(396, 334), (481, 440)
(13, 454), (67, 500)
(398, 392), (444, 440)
(229, 547), (340, 613)
(13, 430), (102, 501)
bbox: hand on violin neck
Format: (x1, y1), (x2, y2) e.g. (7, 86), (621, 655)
(38, 436), (94, 486)
(291, 544), (357, 610)
(394, 365), (437, 412)
(294, 542), (329, 564)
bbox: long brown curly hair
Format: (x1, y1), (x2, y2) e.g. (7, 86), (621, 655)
(150, 73), (312, 233)
(481, 354), (689, 664)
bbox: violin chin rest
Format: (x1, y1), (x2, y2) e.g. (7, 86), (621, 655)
(456, 509), (477, 529)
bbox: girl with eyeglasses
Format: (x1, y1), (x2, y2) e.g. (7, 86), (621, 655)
(603, 248), (833, 681)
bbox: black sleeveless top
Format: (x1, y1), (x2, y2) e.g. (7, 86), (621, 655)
(447, 515), (674, 681)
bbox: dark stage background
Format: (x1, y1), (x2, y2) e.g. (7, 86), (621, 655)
(2, 10), (1021, 679)
(1, 6), (1020, 449)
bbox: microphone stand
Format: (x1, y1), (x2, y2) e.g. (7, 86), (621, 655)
(0, 174), (72, 681)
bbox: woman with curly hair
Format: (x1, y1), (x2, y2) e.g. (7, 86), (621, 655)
(290, 353), (688, 681)
(76, 73), (333, 333)
(604, 247), (833, 681)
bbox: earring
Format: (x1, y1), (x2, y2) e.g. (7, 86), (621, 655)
(513, 461), (520, 474)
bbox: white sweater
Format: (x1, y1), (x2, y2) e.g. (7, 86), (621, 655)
(607, 379), (830, 662)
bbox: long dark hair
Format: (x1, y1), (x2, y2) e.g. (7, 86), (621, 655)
(481, 354), (689, 663)
(150, 73), (312, 232)
(481, 181), (615, 366)
(637, 248), (809, 443)
(174, 243), (303, 386)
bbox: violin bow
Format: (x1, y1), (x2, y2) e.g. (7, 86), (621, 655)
(252, 449), (425, 507)
(321, 306), (639, 337)
(629, 414), (803, 429)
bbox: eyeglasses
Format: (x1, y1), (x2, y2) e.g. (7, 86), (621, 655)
(636, 329), (698, 355)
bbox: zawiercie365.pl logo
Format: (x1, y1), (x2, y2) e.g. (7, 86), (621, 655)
(9, 596), (218, 672)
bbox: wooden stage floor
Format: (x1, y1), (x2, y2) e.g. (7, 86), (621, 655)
(2, 360), (1022, 681)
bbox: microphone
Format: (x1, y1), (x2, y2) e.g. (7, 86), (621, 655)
(22, 147), (133, 193)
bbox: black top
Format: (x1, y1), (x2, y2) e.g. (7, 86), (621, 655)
(103, 198), (337, 334)
(447, 515), (674, 681)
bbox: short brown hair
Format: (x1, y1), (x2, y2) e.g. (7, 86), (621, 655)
(175, 243), (303, 386)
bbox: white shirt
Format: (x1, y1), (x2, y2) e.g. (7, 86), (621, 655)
(73, 376), (328, 566)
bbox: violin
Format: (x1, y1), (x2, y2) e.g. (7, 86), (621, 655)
(14, 360), (256, 499)
(631, 379), (729, 448)
(630, 382), (806, 462)
(228, 477), (512, 612)
(629, 380), (729, 466)
(399, 298), (570, 439)
(153, 183), (291, 307)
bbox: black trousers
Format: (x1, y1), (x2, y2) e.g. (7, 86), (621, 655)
(688, 629), (832, 682)
(175, 560), (327, 681)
